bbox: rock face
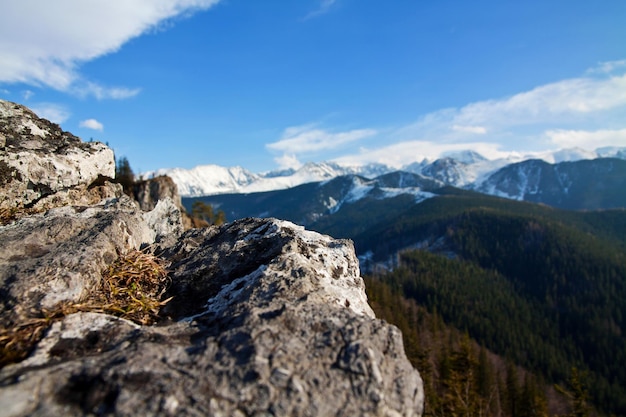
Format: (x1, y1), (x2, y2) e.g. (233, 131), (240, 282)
(132, 175), (182, 212)
(0, 101), (424, 416)
(0, 99), (115, 211)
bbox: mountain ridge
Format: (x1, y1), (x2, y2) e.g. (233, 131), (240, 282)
(148, 146), (626, 198)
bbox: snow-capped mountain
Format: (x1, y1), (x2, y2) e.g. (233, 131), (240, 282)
(476, 157), (626, 209)
(188, 171), (443, 227)
(144, 164), (260, 196)
(146, 161), (396, 197)
(147, 147), (626, 197)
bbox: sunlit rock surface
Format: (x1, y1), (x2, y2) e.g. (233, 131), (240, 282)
(0, 100), (424, 417)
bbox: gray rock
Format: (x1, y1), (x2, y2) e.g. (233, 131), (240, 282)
(0, 195), (155, 327)
(1, 218), (424, 417)
(133, 175), (182, 212)
(0, 99), (115, 211)
(0, 101), (423, 416)
(143, 197), (184, 249)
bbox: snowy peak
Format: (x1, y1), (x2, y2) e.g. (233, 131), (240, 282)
(145, 164), (260, 196)
(440, 150), (488, 165)
(477, 157), (626, 209)
(532, 147), (598, 164)
(149, 147), (626, 197)
(403, 151), (509, 188)
(149, 161), (396, 197)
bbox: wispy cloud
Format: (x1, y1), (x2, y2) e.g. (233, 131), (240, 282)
(333, 141), (510, 168)
(268, 124), (376, 153)
(453, 74), (626, 126)
(274, 153), (303, 170)
(0, 0), (221, 99)
(30, 103), (71, 124)
(546, 128), (626, 149)
(80, 118), (104, 131)
(329, 62), (626, 167)
(304, 0), (338, 20)
(586, 59), (626, 75)
(267, 124), (377, 169)
(452, 125), (487, 135)
(73, 82), (141, 100)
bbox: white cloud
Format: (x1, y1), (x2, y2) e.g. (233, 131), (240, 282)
(80, 118), (104, 131)
(274, 153), (303, 170)
(452, 125), (487, 134)
(73, 82), (141, 100)
(304, 0), (338, 20)
(31, 103), (71, 124)
(587, 60), (626, 75)
(546, 128), (626, 149)
(331, 63), (626, 167)
(452, 73), (626, 128)
(267, 124), (377, 154)
(0, 0), (221, 98)
(390, 66), (626, 150)
(22, 90), (34, 100)
(333, 141), (509, 168)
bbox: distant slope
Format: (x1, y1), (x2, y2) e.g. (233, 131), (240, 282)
(178, 156), (626, 214)
(351, 194), (626, 415)
(183, 171), (443, 226)
(151, 147), (626, 198)
(477, 157), (626, 209)
(150, 161), (394, 197)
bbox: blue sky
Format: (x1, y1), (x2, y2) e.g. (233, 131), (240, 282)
(1, 0), (625, 173)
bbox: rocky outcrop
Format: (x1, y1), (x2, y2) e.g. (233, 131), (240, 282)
(0, 101), (424, 416)
(132, 175), (181, 212)
(0, 100), (115, 212)
(132, 175), (200, 230)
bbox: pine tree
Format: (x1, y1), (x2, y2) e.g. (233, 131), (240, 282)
(520, 373), (549, 417)
(505, 360), (521, 417)
(115, 156), (135, 195)
(442, 334), (478, 417)
(191, 201), (227, 226)
(555, 368), (591, 417)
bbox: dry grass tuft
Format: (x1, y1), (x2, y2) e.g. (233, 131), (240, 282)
(88, 248), (172, 325)
(0, 206), (43, 226)
(0, 249), (171, 368)
(0, 309), (66, 367)
(0, 207), (16, 225)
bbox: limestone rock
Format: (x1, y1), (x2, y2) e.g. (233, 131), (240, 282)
(0, 101), (423, 416)
(132, 175), (182, 212)
(142, 197), (185, 249)
(0, 99), (115, 211)
(1, 218), (424, 416)
(0, 195), (155, 327)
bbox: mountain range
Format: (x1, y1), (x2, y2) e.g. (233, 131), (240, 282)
(147, 147), (626, 203)
(185, 155), (626, 228)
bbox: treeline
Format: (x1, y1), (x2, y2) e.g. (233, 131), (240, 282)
(365, 231), (626, 415)
(366, 275), (592, 416)
(114, 156), (225, 226)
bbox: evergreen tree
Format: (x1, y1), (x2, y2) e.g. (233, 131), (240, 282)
(442, 334), (478, 417)
(505, 361), (521, 417)
(115, 156), (135, 195)
(556, 368), (591, 417)
(520, 374), (549, 417)
(191, 201), (226, 226)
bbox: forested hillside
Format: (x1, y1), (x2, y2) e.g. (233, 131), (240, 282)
(366, 276), (579, 416)
(186, 178), (626, 415)
(353, 195), (626, 415)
